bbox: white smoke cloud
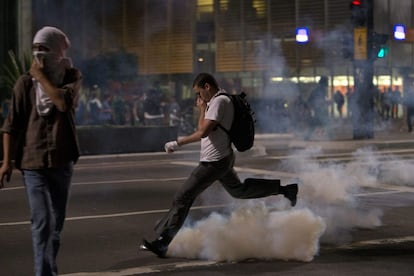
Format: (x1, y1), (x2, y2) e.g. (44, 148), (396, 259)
(378, 159), (414, 186)
(286, 147), (383, 243)
(168, 146), (411, 262)
(169, 203), (325, 262)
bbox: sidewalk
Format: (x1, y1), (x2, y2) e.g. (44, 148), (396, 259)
(256, 119), (414, 152)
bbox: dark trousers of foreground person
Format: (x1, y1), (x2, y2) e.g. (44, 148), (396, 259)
(141, 153), (298, 258)
(24, 163), (73, 276)
(407, 107), (414, 132)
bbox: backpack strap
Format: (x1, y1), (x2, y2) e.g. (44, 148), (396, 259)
(217, 123), (230, 134)
(215, 92), (231, 134)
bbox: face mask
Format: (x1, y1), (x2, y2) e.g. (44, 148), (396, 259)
(33, 50), (62, 68)
(33, 50), (65, 85)
(33, 50), (45, 67)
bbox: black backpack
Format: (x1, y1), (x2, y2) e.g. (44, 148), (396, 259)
(217, 92), (255, 152)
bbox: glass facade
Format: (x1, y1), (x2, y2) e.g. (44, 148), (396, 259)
(1, 0), (414, 103)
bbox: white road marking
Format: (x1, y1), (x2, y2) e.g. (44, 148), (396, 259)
(356, 184), (414, 196)
(0, 204), (228, 226)
(171, 161), (297, 178)
(61, 260), (218, 276)
(338, 236), (414, 249)
(72, 177), (186, 186)
(0, 177), (187, 191)
(78, 150), (199, 160)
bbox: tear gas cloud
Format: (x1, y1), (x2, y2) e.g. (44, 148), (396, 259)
(169, 147), (412, 262)
(171, 204), (325, 262)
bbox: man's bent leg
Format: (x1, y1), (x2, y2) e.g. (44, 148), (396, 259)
(155, 162), (220, 241)
(221, 172), (298, 206)
(143, 162), (223, 257)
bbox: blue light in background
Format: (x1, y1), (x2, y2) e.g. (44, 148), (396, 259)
(296, 27), (309, 43)
(394, 24), (406, 40)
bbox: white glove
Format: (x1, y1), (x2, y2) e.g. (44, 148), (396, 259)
(165, 141), (179, 153)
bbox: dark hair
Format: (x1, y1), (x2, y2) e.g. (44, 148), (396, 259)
(192, 73), (219, 90)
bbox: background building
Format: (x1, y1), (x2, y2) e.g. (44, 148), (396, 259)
(1, 0), (414, 121)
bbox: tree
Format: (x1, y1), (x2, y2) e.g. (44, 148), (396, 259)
(1, 50), (32, 102)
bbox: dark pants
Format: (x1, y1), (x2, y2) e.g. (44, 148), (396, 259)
(407, 107), (414, 132)
(154, 153), (280, 242)
(23, 162), (73, 276)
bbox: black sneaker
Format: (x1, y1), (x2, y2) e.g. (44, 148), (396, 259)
(284, 183), (298, 206)
(140, 238), (168, 258)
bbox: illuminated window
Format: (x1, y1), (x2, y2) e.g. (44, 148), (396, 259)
(219, 0), (229, 11)
(197, 0), (213, 21)
(197, 0), (213, 13)
(253, 0), (266, 18)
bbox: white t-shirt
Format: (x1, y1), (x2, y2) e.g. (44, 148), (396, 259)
(200, 90), (234, 162)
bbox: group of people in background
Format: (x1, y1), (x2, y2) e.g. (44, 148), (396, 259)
(376, 86), (402, 120)
(332, 85), (403, 121)
(72, 77), (414, 139)
(289, 76), (414, 141)
(74, 84), (196, 133)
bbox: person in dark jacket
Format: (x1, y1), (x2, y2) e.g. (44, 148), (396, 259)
(0, 26), (81, 276)
(305, 76), (330, 140)
(404, 81), (414, 132)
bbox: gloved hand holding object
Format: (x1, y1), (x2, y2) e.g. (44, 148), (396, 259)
(165, 141), (179, 153)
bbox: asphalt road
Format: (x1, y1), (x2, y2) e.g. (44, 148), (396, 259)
(1, 134), (413, 276)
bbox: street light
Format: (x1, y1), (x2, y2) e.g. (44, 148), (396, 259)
(394, 24), (406, 40)
(296, 27), (309, 43)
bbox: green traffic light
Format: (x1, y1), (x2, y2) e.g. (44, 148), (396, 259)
(377, 46), (389, 58)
